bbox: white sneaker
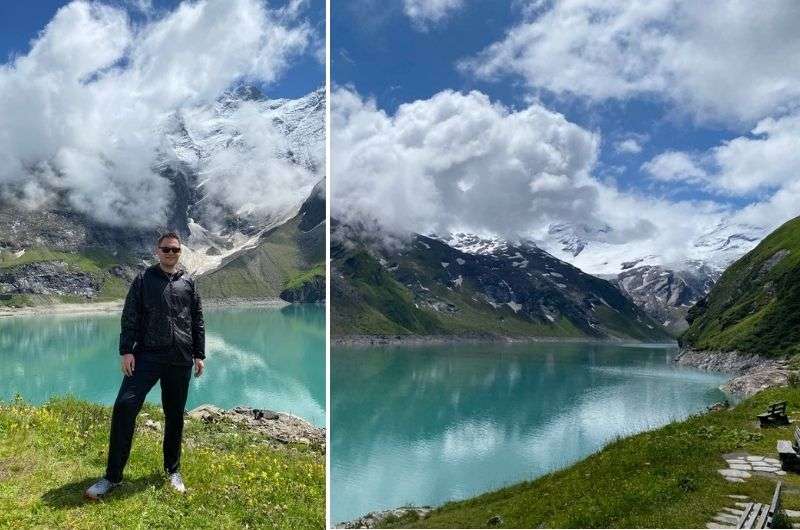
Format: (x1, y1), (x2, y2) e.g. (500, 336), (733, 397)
(84, 477), (121, 500)
(167, 472), (186, 493)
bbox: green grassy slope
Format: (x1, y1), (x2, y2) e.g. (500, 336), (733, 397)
(384, 386), (800, 529)
(332, 249), (443, 336)
(198, 217), (323, 301)
(0, 247), (134, 308)
(680, 216), (800, 357)
(0, 396), (324, 529)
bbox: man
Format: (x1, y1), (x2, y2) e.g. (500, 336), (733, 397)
(85, 231), (206, 499)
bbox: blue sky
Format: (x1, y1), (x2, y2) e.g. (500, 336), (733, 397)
(331, 1), (800, 271)
(333, 1), (740, 206)
(0, 0), (324, 99)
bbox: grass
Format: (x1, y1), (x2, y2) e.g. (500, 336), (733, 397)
(384, 386), (800, 528)
(0, 247), (134, 308)
(0, 396), (324, 529)
(283, 263), (325, 291)
(198, 217), (310, 301)
(681, 215), (800, 357)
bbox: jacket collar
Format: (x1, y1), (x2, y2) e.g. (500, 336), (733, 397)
(149, 263), (186, 280)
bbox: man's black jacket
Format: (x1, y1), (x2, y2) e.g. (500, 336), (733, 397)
(119, 264), (205, 366)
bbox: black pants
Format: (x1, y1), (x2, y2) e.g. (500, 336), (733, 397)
(104, 356), (192, 483)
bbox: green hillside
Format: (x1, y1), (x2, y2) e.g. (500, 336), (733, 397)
(198, 216), (322, 300)
(331, 229), (670, 342)
(680, 216), (800, 357)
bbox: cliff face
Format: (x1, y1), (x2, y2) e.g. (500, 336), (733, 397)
(680, 216), (800, 358)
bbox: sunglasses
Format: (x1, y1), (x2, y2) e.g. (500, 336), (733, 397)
(159, 247), (181, 254)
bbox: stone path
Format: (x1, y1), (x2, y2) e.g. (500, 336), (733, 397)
(717, 453), (786, 482)
(707, 495), (800, 528)
(706, 495), (753, 528)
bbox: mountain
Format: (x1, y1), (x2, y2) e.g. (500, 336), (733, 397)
(539, 220), (767, 334)
(0, 87), (324, 308)
(198, 180), (325, 303)
(679, 216), (800, 357)
(331, 223), (670, 341)
(611, 262), (721, 335)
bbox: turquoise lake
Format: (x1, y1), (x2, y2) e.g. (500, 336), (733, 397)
(0, 304), (325, 426)
(331, 341), (730, 523)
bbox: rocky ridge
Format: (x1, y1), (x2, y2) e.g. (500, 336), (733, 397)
(186, 404), (325, 450)
(673, 349), (794, 396)
(336, 507), (433, 529)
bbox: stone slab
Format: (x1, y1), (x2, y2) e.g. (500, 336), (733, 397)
(713, 514), (739, 525)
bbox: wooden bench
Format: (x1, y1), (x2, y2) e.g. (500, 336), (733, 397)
(777, 426), (800, 471)
(759, 401), (789, 427)
(735, 481), (782, 528)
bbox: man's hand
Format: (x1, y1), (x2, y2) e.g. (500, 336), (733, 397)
(121, 353), (135, 377)
(194, 358), (205, 378)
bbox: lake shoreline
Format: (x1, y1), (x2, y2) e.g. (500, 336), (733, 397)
(333, 333), (678, 348)
(0, 298), (293, 318)
(672, 348), (794, 397)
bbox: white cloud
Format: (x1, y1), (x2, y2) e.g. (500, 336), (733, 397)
(460, 0), (800, 126)
(614, 138), (643, 155)
(334, 87), (800, 274)
(643, 113), (800, 196)
(332, 87), (605, 239)
(403, 0), (464, 30)
(180, 99), (319, 222)
(0, 0), (311, 228)
(642, 151), (707, 184)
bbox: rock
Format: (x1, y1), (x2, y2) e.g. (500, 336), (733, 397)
(713, 513), (739, 524)
(187, 404), (225, 423)
(745, 456), (764, 462)
(674, 350), (787, 374)
(764, 457), (780, 464)
(337, 506), (433, 529)
(708, 400), (730, 412)
(188, 403), (325, 448)
(724, 368), (792, 396)
(487, 515), (503, 526)
(727, 495), (749, 499)
(674, 349), (794, 396)
(0, 261), (101, 298)
(718, 468), (751, 478)
(783, 509), (800, 517)
(234, 406), (279, 421)
(144, 419), (162, 432)
(730, 464), (752, 470)
(776, 470), (787, 476)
